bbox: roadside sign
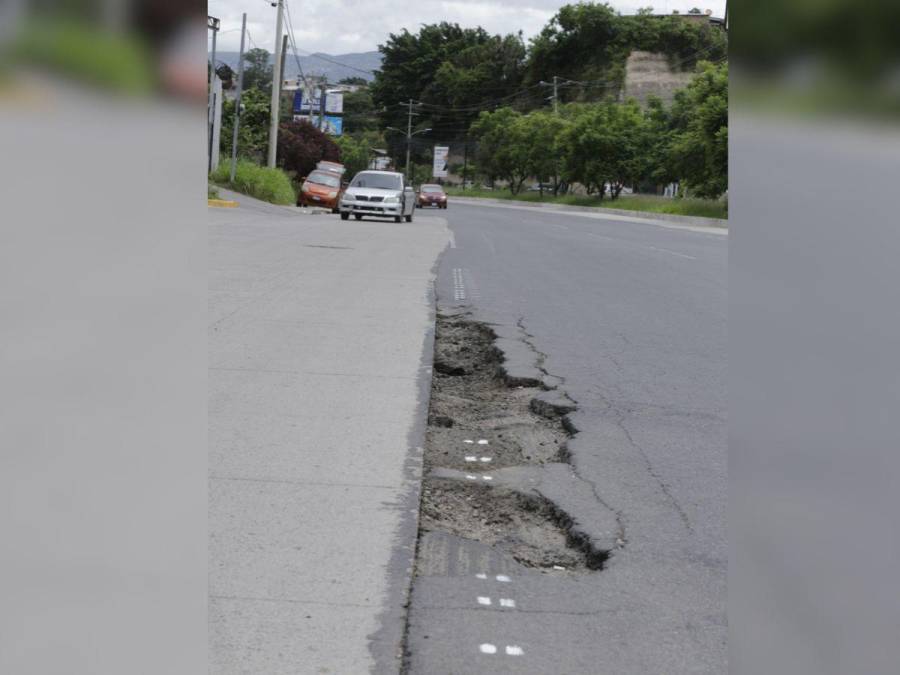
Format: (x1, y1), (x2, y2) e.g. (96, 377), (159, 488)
(433, 146), (449, 178)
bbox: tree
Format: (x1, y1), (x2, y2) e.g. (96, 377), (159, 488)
(342, 88), (378, 133)
(219, 87), (271, 163)
(470, 107), (530, 194)
(560, 99), (648, 200)
(516, 111), (569, 196)
(338, 76), (368, 86)
(242, 47), (272, 92)
(334, 131), (385, 177)
(276, 120), (340, 180)
(666, 61), (728, 198)
(371, 23), (526, 145)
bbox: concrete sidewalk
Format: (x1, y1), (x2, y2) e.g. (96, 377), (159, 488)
(209, 190), (449, 674)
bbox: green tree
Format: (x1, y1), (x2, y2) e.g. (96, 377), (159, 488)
(516, 111), (569, 196)
(470, 107), (530, 194)
(666, 61), (728, 198)
(560, 99), (648, 200)
(242, 47), (272, 92)
(338, 76), (368, 86)
(277, 119), (341, 181)
(219, 87), (271, 163)
(334, 131), (385, 177)
(342, 88), (378, 133)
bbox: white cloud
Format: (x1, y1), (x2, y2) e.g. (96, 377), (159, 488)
(207, 0), (726, 54)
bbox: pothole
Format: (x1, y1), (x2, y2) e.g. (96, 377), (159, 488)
(415, 313), (606, 573)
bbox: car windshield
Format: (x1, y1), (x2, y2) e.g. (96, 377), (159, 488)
(306, 171), (340, 188)
(350, 172), (402, 190)
(421, 186), (443, 193)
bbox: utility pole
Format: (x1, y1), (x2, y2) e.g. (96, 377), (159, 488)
(229, 13), (247, 183)
(462, 134), (468, 191)
(207, 15), (220, 174)
(318, 84), (327, 131)
(553, 75), (559, 115)
(267, 0), (284, 168)
(278, 33), (289, 121)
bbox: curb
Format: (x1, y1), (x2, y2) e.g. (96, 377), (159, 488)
(450, 196), (728, 231)
(208, 199), (239, 208)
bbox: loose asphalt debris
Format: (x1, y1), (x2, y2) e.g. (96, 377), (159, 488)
(417, 314), (606, 573)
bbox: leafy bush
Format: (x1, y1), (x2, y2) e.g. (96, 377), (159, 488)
(211, 160), (295, 205)
(277, 120), (340, 180)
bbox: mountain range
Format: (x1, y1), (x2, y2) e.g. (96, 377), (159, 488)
(212, 50), (382, 83)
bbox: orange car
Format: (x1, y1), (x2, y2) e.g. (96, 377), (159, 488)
(299, 169), (344, 212)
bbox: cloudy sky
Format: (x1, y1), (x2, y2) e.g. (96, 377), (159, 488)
(208, 0), (726, 54)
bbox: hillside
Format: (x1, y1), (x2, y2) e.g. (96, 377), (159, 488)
(212, 50), (382, 83)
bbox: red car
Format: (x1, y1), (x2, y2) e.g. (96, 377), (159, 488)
(417, 184), (448, 209)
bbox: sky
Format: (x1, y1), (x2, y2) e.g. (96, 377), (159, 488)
(207, 0), (726, 55)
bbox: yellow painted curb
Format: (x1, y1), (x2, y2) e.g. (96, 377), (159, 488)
(208, 199), (239, 208)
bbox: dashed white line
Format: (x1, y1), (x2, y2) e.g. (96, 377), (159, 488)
(477, 439), (489, 445)
(463, 439), (474, 444)
(499, 598), (516, 608)
(506, 645), (524, 656)
(496, 574), (511, 582)
(480, 644), (498, 654)
(465, 456), (478, 462)
(477, 596), (492, 606)
(479, 457), (492, 463)
(475, 573), (487, 580)
(452, 268), (466, 300)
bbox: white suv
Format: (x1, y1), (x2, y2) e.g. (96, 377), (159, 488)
(339, 171), (416, 222)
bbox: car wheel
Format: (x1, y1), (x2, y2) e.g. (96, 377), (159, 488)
(354, 214), (362, 221)
(340, 212), (349, 220)
(406, 213), (413, 222)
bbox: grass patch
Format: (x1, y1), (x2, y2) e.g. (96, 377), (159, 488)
(208, 185), (220, 199)
(211, 160), (295, 206)
(444, 187), (727, 220)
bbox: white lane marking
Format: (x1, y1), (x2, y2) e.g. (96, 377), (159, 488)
(465, 456), (477, 462)
(480, 457), (492, 463)
(480, 644), (497, 655)
(466, 475), (477, 480)
(477, 439), (489, 445)
(475, 573), (487, 579)
(483, 476), (493, 481)
(506, 645), (524, 656)
(453, 267), (466, 300)
(496, 574), (511, 582)
(477, 596), (492, 606)
(463, 439), (474, 444)
(645, 245), (697, 260)
(499, 598), (516, 608)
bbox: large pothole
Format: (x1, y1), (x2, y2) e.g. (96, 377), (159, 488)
(415, 313), (606, 573)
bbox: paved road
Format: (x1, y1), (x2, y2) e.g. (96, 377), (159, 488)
(406, 202), (727, 673)
(208, 191), (448, 674)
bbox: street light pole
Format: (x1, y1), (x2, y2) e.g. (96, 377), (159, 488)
(230, 13), (247, 183)
(405, 98), (413, 181)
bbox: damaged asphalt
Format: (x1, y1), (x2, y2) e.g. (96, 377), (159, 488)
(404, 202), (726, 674)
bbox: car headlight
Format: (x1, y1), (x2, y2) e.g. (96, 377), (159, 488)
(383, 196), (399, 204)
(342, 194), (353, 202)
(328, 191), (338, 199)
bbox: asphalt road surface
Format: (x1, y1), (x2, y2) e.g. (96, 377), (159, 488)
(406, 201), (727, 674)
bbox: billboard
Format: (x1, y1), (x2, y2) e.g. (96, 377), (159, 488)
(293, 89), (323, 113)
(433, 146), (449, 178)
(293, 89), (343, 115)
(324, 91), (344, 114)
(294, 115), (343, 136)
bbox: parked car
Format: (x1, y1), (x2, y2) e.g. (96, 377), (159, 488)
(299, 169), (344, 212)
(339, 170), (416, 222)
(528, 182), (555, 192)
(417, 184), (448, 209)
